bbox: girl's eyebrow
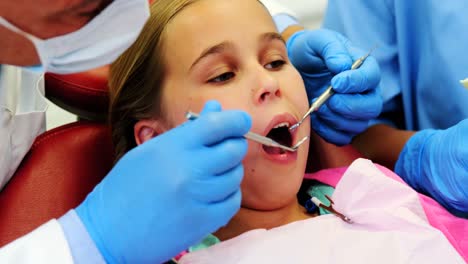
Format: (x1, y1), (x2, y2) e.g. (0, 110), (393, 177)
(190, 41), (235, 70)
(259, 32), (285, 44)
(189, 32), (285, 71)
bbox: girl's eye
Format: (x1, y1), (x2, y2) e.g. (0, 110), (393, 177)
(208, 72), (235, 83)
(265, 60), (286, 70)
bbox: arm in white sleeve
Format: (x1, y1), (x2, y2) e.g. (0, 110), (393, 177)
(0, 220), (74, 263)
(0, 210), (105, 264)
(259, 0), (297, 16)
(58, 210), (106, 264)
(259, 0), (300, 32)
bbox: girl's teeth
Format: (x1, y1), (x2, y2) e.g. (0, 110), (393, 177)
(273, 122), (289, 129)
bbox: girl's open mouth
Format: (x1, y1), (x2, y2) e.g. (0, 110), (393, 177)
(261, 113), (299, 163)
(263, 122), (293, 155)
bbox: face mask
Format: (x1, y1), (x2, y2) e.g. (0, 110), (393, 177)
(0, 0), (149, 74)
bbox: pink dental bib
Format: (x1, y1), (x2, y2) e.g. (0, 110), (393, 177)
(180, 159), (465, 264)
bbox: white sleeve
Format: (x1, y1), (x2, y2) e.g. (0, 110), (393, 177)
(0, 220), (74, 264)
(259, 0), (298, 17)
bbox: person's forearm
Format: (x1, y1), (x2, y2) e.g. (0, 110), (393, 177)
(281, 25), (304, 41)
(59, 210), (106, 263)
(271, 12), (303, 41)
(352, 124), (415, 170)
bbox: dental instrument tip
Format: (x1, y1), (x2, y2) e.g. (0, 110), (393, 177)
(293, 136), (309, 149)
(321, 195), (353, 224)
(185, 111), (197, 120)
(289, 122), (301, 131)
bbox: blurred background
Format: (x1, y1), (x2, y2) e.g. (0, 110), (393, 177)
(46, 0), (328, 130)
(278, 0), (327, 28)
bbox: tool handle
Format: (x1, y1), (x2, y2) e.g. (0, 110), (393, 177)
(186, 111), (280, 148)
(311, 55), (366, 112)
(311, 85), (335, 112)
(244, 132), (274, 146)
(351, 58), (364, 70)
(313, 53), (368, 112)
(297, 50), (373, 127)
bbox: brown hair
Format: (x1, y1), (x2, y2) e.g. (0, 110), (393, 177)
(109, 0), (197, 161)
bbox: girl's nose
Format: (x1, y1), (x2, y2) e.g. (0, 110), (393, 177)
(254, 70), (281, 104)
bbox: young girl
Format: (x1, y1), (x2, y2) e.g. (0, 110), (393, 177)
(108, 0), (468, 263)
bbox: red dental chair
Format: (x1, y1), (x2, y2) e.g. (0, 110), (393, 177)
(0, 65), (363, 247)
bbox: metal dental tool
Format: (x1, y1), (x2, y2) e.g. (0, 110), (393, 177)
(289, 46), (378, 131)
(185, 111), (309, 152)
(311, 195), (353, 224)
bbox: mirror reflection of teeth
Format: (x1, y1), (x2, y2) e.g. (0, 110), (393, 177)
(461, 78), (468, 89)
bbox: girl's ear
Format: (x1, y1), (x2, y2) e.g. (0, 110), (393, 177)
(134, 119), (166, 145)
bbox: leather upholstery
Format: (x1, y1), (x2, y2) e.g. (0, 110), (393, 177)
(45, 66), (110, 120)
(0, 122), (114, 247)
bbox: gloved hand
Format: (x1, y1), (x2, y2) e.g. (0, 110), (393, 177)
(395, 119), (468, 217)
(76, 100), (251, 263)
(287, 29), (383, 145)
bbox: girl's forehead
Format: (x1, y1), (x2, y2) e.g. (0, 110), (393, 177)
(165, 0), (275, 39)
(163, 0), (276, 64)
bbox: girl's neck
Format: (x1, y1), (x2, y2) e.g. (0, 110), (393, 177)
(214, 199), (315, 241)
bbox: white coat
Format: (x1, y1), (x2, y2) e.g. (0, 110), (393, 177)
(0, 220), (74, 263)
(0, 65), (47, 189)
(0, 65), (72, 263)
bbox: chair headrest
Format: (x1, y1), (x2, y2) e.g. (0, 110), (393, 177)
(45, 66), (110, 120)
(0, 122), (114, 246)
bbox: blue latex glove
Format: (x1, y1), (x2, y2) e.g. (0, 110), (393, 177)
(76, 101), (251, 263)
(395, 119), (468, 217)
(287, 29), (383, 145)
